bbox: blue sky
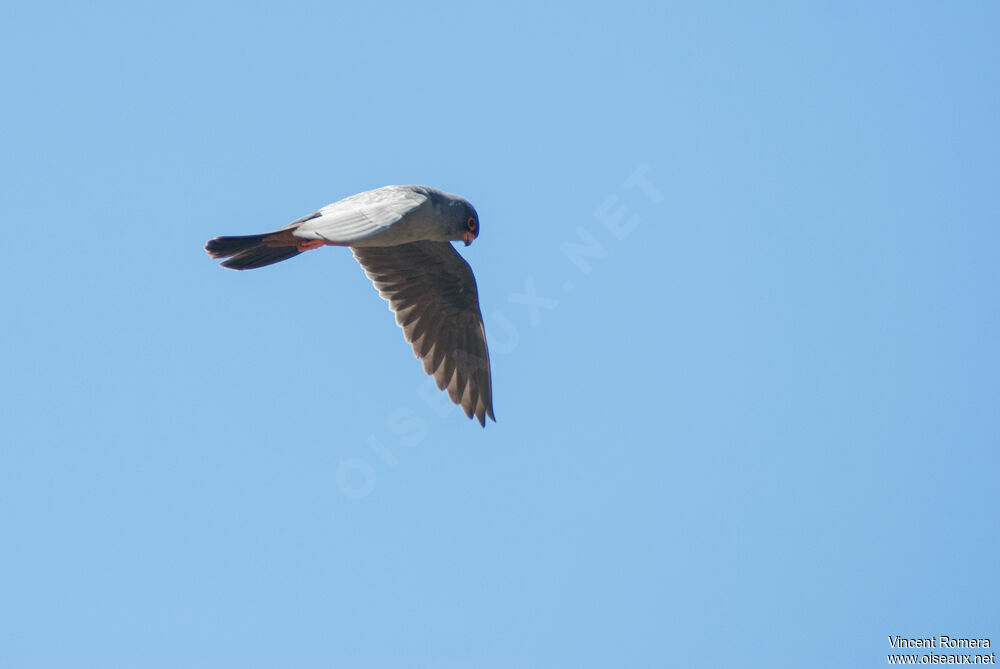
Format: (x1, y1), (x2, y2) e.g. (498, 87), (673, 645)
(1, 1), (998, 667)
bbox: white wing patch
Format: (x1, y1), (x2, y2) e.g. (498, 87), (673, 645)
(291, 186), (427, 244)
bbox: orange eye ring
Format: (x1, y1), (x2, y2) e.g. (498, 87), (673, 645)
(467, 216), (478, 231)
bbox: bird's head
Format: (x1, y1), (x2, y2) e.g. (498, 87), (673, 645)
(431, 189), (480, 246)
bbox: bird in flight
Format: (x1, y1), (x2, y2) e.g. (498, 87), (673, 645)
(205, 185), (495, 426)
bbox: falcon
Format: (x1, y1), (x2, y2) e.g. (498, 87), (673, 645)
(205, 185), (495, 426)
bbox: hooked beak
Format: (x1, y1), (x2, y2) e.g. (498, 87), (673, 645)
(462, 231), (475, 246)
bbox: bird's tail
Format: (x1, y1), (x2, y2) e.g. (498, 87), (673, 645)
(205, 229), (305, 271)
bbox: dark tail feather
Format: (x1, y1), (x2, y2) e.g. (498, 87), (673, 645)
(205, 232), (301, 271)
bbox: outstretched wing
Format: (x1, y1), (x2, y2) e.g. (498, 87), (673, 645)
(291, 185), (427, 244)
(352, 241), (495, 426)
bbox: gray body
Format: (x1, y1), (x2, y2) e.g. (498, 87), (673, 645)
(290, 185), (479, 247)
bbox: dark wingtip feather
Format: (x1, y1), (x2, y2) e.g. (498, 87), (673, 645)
(474, 405), (495, 428)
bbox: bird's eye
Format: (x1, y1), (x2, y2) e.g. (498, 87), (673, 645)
(467, 216), (478, 231)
